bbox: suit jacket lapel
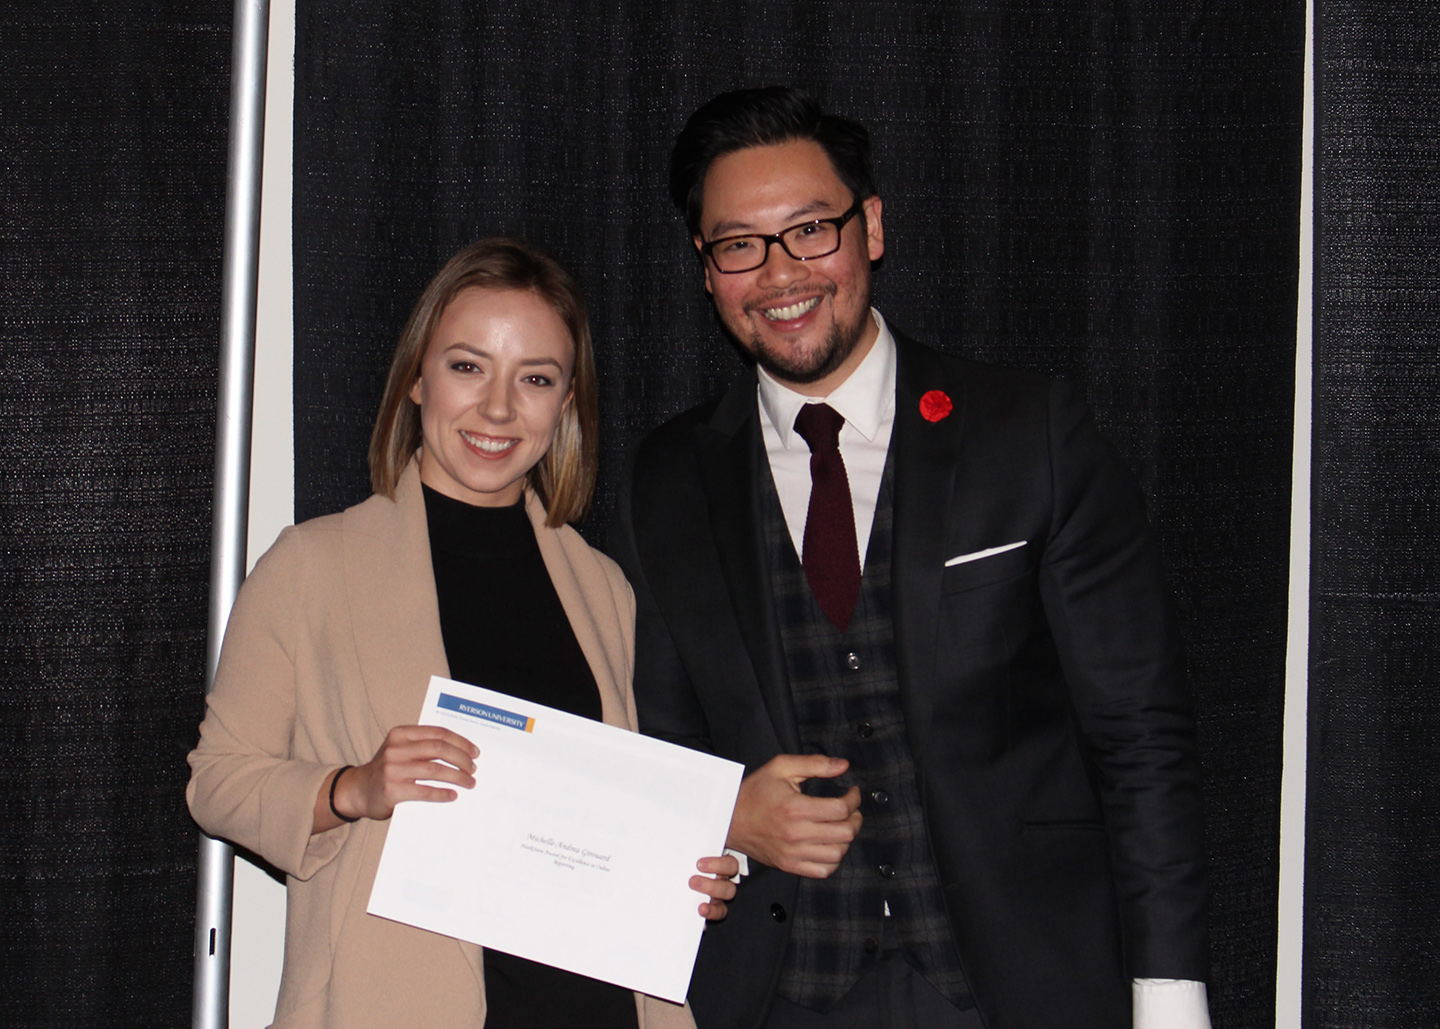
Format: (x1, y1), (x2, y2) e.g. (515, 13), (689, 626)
(694, 372), (800, 753)
(891, 334), (964, 763)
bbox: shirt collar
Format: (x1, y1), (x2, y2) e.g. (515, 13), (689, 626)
(757, 309), (897, 449)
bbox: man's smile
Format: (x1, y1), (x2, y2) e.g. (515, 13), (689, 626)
(760, 296), (822, 322)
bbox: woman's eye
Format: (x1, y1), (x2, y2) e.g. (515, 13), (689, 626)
(524, 374), (554, 387)
(450, 361), (479, 373)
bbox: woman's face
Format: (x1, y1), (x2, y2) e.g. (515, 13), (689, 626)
(409, 287), (575, 508)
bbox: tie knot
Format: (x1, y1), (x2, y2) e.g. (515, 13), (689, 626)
(794, 402), (844, 454)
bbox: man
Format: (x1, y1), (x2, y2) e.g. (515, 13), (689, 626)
(613, 87), (1210, 1029)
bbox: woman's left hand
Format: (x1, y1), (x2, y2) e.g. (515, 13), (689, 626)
(691, 854), (740, 921)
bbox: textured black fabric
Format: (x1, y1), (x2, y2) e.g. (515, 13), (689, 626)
(0, 2), (231, 1025)
(1309, 2), (1440, 1026)
(423, 487), (634, 1029)
(292, 4), (1305, 1025)
(765, 456), (969, 1011)
(424, 486), (601, 719)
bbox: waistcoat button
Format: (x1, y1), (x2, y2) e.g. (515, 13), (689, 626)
(856, 722), (873, 738)
(770, 902), (787, 923)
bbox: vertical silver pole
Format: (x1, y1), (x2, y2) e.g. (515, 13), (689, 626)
(1276, 1), (1316, 1025)
(194, 0), (270, 1026)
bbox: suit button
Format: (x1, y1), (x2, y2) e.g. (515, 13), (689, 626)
(771, 903), (787, 923)
(864, 937), (879, 954)
(871, 790), (889, 805)
(856, 722), (873, 739)
(845, 652), (861, 670)
(878, 863), (895, 879)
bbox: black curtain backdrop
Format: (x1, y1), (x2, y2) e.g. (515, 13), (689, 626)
(293, 4), (1304, 1027)
(0, 2), (231, 1026)
(7, 2), (1437, 1026)
(1310, 2), (1440, 1026)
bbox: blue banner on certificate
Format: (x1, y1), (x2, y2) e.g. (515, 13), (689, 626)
(367, 675), (743, 1003)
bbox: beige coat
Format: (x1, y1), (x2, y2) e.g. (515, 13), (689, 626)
(187, 464), (694, 1029)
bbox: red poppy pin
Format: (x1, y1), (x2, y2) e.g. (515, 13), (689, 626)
(919, 390), (953, 423)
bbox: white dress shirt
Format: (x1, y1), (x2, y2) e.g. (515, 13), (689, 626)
(757, 310), (897, 568)
(753, 309), (1212, 1029)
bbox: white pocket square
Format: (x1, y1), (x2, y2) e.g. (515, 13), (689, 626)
(944, 541), (1027, 567)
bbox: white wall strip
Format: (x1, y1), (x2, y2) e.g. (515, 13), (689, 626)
(1275, 1), (1316, 1025)
(230, 0), (295, 1022)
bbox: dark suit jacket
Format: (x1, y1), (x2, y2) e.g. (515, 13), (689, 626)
(613, 332), (1208, 1029)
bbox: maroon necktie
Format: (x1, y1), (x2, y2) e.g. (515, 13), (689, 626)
(793, 403), (861, 632)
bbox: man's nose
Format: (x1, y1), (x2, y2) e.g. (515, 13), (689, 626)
(756, 241), (809, 287)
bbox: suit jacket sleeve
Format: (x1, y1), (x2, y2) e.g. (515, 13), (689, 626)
(612, 447), (716, 755)
(1037, 379), (1208, 979)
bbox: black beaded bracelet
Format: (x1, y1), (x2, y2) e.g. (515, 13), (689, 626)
(329, 765), (359, 823)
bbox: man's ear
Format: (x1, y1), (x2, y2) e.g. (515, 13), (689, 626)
(694, 236), (715, 295)
(863, 196), (884, 262)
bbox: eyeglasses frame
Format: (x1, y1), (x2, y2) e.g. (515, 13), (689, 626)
(699, 200), (865, 274)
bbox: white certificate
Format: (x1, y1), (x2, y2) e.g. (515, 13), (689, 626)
(367, 675), (743, 1003)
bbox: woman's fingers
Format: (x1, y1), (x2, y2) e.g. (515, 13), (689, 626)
(380, 725), (479, 774)
(386, 757), (475, 793)
(345, 726), (480, 820)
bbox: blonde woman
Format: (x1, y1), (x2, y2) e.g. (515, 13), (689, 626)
(188, 238), (734, 1028)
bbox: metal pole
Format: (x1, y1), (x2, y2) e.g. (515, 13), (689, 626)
(193, 0), (270, 1025)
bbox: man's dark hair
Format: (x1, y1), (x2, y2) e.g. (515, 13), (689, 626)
(669, 86), (877, 237)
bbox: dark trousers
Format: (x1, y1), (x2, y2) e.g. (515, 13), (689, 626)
(762, 952), (986, 1029)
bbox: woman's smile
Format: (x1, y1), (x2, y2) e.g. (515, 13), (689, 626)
(459, 430), (520, 456)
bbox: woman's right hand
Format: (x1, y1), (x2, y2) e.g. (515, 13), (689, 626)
(313, 725), (478, 833)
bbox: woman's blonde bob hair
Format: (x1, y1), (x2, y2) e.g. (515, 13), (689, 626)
(368, 237), (598, 526)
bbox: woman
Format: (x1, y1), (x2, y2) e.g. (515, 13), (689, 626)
(188, 238), (734, 1028)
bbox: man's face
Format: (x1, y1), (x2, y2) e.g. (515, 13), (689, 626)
(694, 140), (884, 396)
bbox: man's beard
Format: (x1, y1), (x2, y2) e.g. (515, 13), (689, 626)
(734, 288), (869, 386)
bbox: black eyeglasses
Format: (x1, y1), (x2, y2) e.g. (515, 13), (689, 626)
(700, 201), (863, 273)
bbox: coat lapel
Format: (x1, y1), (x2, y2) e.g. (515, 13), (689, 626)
(891, 334), (964, 763)
(527, 490), (635, 732)
(340, 462), (482, 990)
(694, 373), (799, 753)
(342, 461), (451, 740)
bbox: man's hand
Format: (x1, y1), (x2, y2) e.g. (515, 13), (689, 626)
(725, 754), (862, 878)
(692, 854), (741, 920)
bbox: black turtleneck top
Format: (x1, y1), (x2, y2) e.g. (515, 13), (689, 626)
(423, 486), (638, 1029)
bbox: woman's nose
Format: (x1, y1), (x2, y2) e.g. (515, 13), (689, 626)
(479, 381), (516, 422)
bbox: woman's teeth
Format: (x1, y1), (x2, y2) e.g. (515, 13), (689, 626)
(762, 297), (820, 322)
(461, 431), (518, 454)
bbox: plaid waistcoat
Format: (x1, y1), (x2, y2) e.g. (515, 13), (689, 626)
(762, 450), (971, 1013)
